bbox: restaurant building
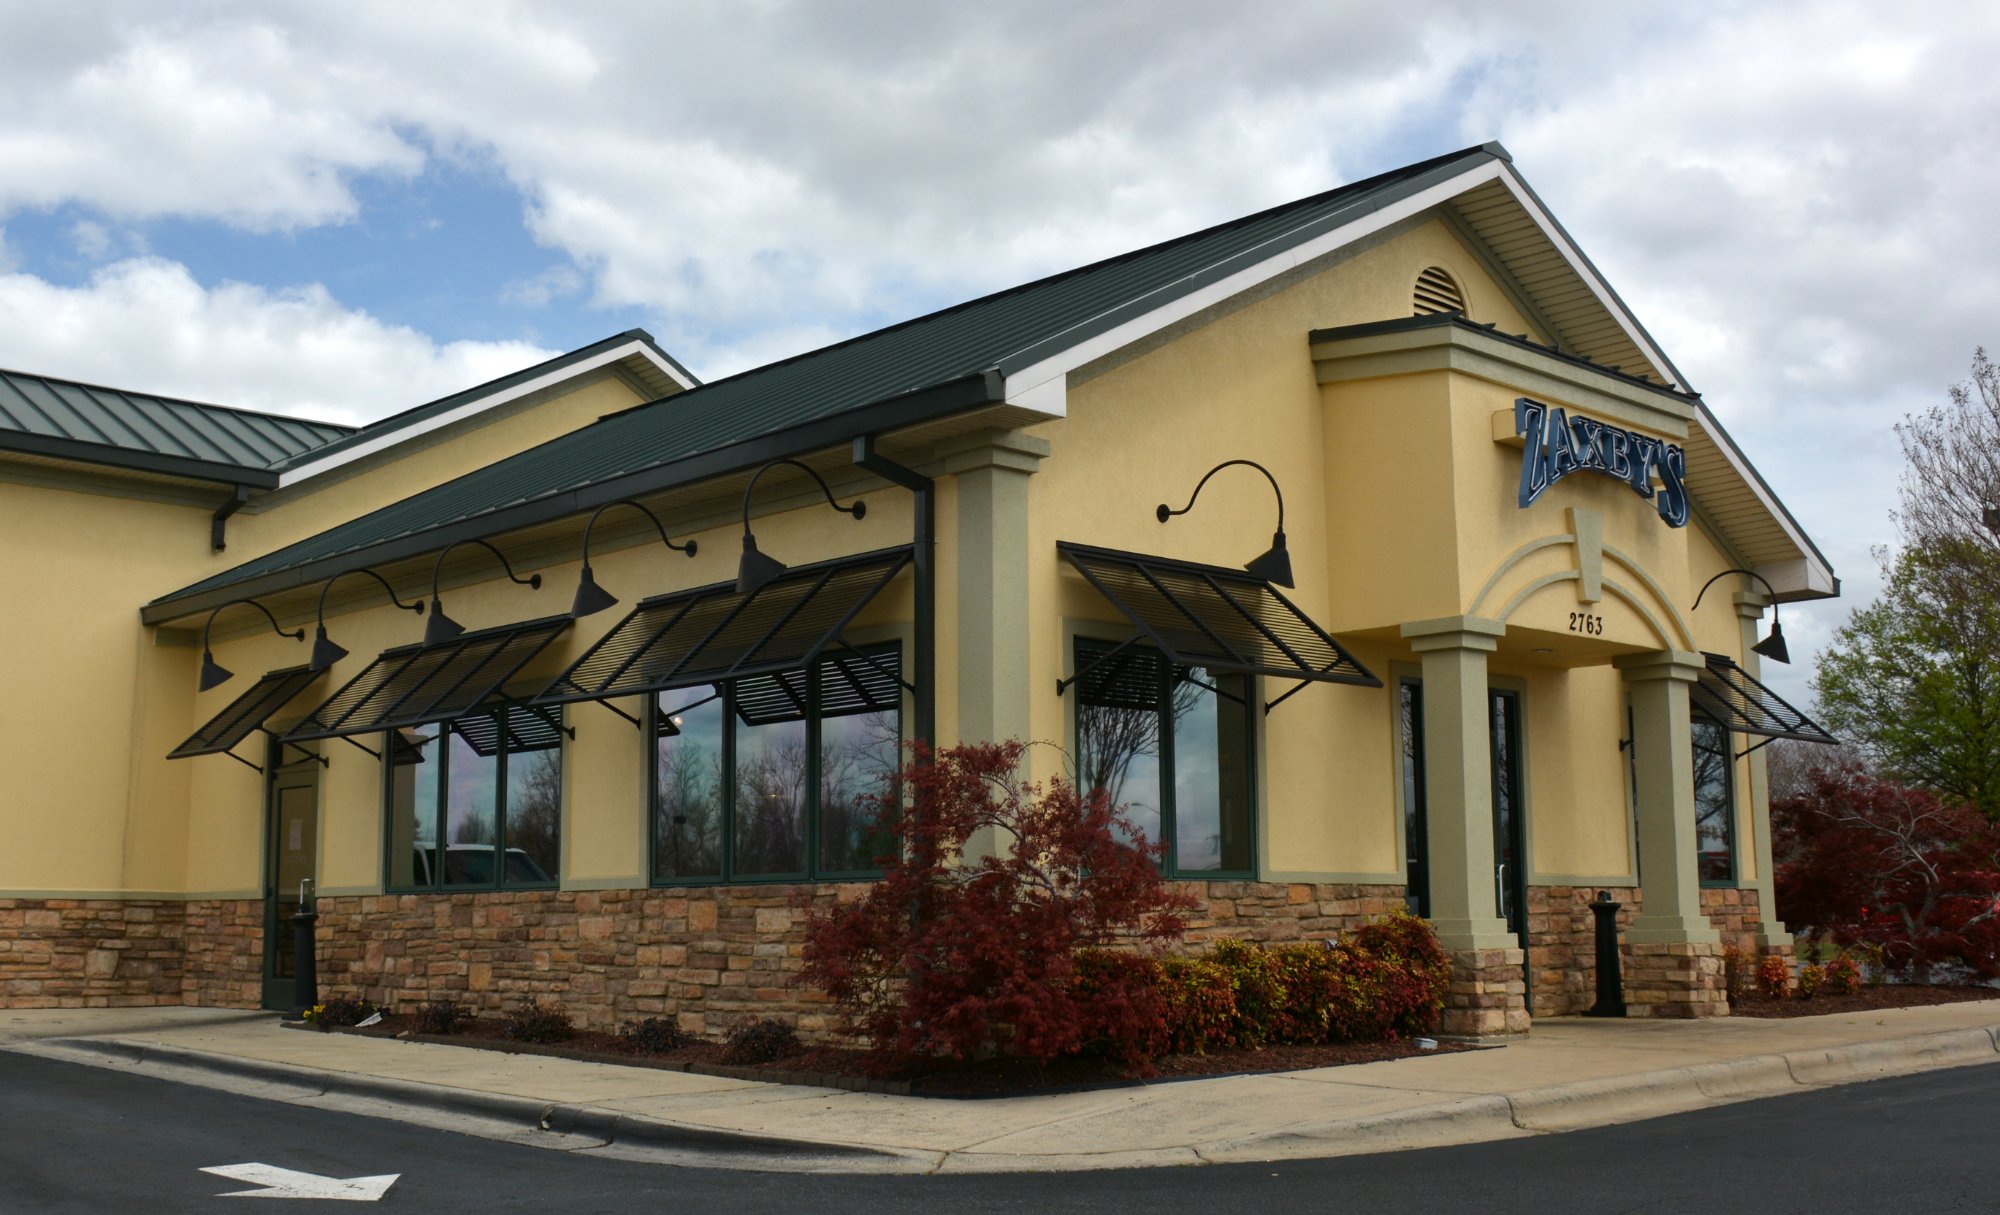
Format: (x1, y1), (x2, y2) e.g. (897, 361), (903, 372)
(0, 144), (1837, 1036)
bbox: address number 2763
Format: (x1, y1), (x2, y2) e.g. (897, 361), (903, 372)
(1568, 611), (1605, 636)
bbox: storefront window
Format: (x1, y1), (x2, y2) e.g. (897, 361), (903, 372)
(1073, 638), (1254, 877)
(649, 644), (902, 885)
(383, 706), (563, 891)
(1691, 712), (1735, 884)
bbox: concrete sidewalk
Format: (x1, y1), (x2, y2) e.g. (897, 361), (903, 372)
(4, 1002), (1998, 1173)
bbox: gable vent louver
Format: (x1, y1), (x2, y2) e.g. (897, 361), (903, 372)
(1413, 266), (1465, 317)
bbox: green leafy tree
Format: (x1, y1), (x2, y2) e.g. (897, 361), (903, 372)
(1813, 542), (2000, 818)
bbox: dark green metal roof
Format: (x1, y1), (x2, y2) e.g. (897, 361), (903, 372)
(271, 328), (694, 473)
(147, 144), (1508, 620)
(0, 368), (354, 486)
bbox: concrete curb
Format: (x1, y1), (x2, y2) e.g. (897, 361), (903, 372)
(29, 1038), (922, 1172)
(12, 1019), (1999, 1173)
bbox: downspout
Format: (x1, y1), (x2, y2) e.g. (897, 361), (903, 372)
(852, 436), (935, 754)
(211, 483), (251, 552)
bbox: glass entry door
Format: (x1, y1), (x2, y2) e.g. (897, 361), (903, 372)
(262, 760), (320, 1010)
(1488, 689), (1531, 1007)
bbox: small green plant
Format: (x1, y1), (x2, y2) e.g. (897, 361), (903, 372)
(302, 996), (379, 1032)
(1756, 953), (1791, 999)
(1797, 962), (1827, 998)
(503, 1001), (575, 1044)
(412, 1000), (467, 1035)
(619, 1017), (689, 1055)
(723, 1018), (801, 1065)
(1824, 953), (1864, 995)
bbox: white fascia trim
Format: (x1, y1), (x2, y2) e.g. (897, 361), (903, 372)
(1692, 404), (1837, 597)
(274, 339), (692, 489)
(1489, 168), (1685, 393)
(996, 160), (1508, 417)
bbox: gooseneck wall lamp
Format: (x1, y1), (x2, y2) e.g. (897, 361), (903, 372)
(197, 597), (306, 691)
(735, 459), (866, 594)
(1691, 567), (1790, 664)
(423, 539), (542, 647)
(1155, 458), (1295, 587)
(309, 567), (426, 670)
(571, 499), (697, 618)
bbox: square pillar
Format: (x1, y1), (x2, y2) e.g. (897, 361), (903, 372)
(1735, 592), (1793, 950)
(1615, 649), (1725, 1018)
(940, 430), (1049, 751)
(1402, 617), (1526, 1036)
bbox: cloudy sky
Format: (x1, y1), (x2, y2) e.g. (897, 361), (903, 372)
(3, 1), (1995, 705)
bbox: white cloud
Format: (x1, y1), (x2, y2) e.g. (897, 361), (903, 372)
(0, 258), (554, 424)
(68, 219), (110, 260)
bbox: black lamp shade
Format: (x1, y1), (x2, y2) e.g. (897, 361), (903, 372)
(309, 626), (348, 671)
(736, 533), (788, 595)
(423, 602), (466, 648)
(1245, 531), (1295, 588)
(1751, 620), (1790, 664)
(198, 651), (234, 692)
(571, 564), (620, 618)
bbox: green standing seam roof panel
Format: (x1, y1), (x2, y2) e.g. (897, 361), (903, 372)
(154, 144), (1506, 608)
(0, 368), (352, 477)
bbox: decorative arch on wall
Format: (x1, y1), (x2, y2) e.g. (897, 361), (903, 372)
(1467, 513), (1696, 653)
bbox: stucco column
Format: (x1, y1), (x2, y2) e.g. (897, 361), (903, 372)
(1401, 617), (1516, 951)
(941, 430), (1050, 750)
(1735, 592), (1792, 948)
(1616, 650), (1722, 945)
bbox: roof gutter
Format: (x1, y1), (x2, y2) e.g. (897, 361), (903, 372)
(0, 431), (282, 489)
(141, 370), (1006, 627)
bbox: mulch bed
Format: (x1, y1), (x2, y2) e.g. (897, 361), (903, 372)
(297, 1013), (1478, 1098)
(1728, 984), (2000, 1018)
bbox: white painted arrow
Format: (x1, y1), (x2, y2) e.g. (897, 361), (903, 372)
(201, 1163), (400, 1201)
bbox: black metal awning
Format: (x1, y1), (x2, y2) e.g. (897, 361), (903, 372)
(447, 702), (570, 756)
(283, 615), (572, 743)
(1691, 652), (1839, 750)
(167, 665), (326, 763)
(533, 546), (911, 709)
(734, 644), (904, 726)
(1057, 542), (1380, 707)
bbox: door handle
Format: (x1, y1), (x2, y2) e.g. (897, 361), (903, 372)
(1496, 863), (1509, 920)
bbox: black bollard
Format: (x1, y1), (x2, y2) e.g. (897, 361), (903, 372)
(1583, 889), (1626, 1017)
(290, 879), (319, 1019)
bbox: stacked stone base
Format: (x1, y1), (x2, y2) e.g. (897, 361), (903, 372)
(1623, 941), (1727, 1017)
(1441, 947), (1530, 1037)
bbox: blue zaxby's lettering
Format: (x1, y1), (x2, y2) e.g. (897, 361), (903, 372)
(1514, 397), (1688, 527)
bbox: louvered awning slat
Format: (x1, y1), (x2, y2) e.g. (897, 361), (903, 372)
(1690, 653), (1839, 745)
(168, 666), (325, 760)
(534, 546), (911, 707)
(1058, 542), (1379, 689)
(282, 616), (571, 742)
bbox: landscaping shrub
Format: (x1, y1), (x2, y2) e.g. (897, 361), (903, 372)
(1209, 938), (1289, 1048)
(412, 1000), (466, 1036)
(1346, 911), (1452, 1039)
(502, 1001), (575, 1044)
(1072, 950), (1169, 1069)
(724, 1019), (801, 1065)
(1797, 962), (1826, 998)
(1824, 954), (1864, 996)
(620, 1017), (688, 1055)
(1722, 946), (1752, 1004)
(1757, 953), (1791, 999)
(303, 996), (378, 1032)
(1155, 957), (1236, 1055)
(800, 741), (1195, 1075)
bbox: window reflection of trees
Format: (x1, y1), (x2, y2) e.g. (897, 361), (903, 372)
(656, 741), (724, 878)
(820, 709), (900, 871)
(735, 729), (808, 874)
(1691, 716), (1734, 882)
(509, 747), (562, 875)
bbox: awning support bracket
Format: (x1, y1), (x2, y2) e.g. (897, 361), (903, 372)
(828, 638), (918, 694)
(220, 748), (263, 774)
(259, 728), (329, 768)
(1056, 634), (1145, 698)
(1734, 735), (1780, 762)
(337, 735), (381, 760)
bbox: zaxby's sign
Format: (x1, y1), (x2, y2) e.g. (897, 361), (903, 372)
(1514, 397), (1688, 528)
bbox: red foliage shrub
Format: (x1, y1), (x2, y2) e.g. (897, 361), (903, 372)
(1346, 911), (1453, 1039)
(1773, 765), (2000, 981)
(1824, 954), (1864, 996)
(1209, 938), (1289, 1048)
(799, 742), (1195, 1075)
(1073, 950), (1169, 1069)
(1757, 953), (1791, 999)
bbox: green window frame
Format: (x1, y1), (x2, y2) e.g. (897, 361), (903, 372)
(382, 705), (564, 893)
(648, 643), (903, 886)
(1691, 710), (1736, 886)
(1071, 637), (1257, 879)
